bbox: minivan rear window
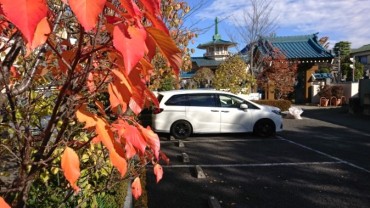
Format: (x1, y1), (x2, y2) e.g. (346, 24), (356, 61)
(188, 94), (217, 107)
(165, 94), (188, 106)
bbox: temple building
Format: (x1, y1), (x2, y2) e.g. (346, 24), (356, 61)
(242, 33), (334, 103)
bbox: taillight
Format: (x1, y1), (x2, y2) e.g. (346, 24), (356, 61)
(153, 108), (163, 114)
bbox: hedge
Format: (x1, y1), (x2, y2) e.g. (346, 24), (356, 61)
(252, 100), (292, 112)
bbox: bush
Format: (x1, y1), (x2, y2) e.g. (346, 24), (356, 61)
(318, 85), (332, 99)
(252, 100), (292, 111)
(331, 85), (344, 98)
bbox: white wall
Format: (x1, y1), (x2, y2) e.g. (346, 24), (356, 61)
(311, 82), (359, 104)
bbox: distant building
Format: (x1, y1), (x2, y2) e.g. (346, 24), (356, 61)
(351, 44), (370, 79)
(181, 18), (236, 87)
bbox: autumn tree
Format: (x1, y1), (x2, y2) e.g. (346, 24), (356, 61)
(231, 0), (278, 77)
(258, 48), (297, 99)
(192, 67), (214, 88)
(213, 55), (255, 94)
(0, 0), (181, 207)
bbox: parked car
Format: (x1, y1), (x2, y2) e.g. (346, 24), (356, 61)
(150, 89), (283, 139)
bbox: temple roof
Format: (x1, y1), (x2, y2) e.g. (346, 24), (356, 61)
(197, 39), (236, 49)
(191, 57), (224, 67)
(241, 33), (334, 60)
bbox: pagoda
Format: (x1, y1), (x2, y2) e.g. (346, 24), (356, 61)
(191, 17), (237, 71)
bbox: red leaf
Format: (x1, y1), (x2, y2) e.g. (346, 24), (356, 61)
(30, 16), (50, 50)
(131, 177), (142, 200)
(109, 150), (127, 177)
(61, 147), (81, 193)
(124, 142), (137, 159)
(124, 124), (147, 155)
(0, 197), (10, 208)
(75, 104), (97, 129)
(69, 0), (106, 31)
(153, 164), (163, 183)
(146, 27), (182, 75)
(139, 125), (160, 159)
(10, 66), (20, 79)
(139, 0), (161, 16)
(86, 72), (96, 93)
(118, 0), (142, 18)
(113, 23), (147, 74)
(111, 119), (128, 138)
(0, 0), (48, 43)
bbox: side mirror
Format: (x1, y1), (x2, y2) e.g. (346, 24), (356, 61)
(240, 104), (248, 109)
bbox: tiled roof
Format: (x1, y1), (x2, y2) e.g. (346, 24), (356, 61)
(180, 70), (196, 79)
(191, 57), (223, 67)
(197, 39), (236, 49)
(351, 44), (370, 54)
(241, 34), (334, 60)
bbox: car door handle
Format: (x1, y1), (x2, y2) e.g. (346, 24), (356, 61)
(211, 110), (219, 112)
(221, 110), (229, 113)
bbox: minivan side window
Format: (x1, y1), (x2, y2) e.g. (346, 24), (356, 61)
(219, 95), (244, 108)
(188, 94), (217, 107)
(219, 94), (259, 109)
(165, 94), (188, 106)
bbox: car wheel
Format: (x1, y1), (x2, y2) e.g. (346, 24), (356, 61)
(170, 120), (192, 139)
(254, 119), (275, 137)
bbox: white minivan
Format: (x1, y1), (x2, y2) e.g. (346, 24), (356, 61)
(151, 89), (283, 139)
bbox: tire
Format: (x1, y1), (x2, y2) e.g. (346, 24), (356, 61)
(170, 120), (192, 139)
(253, 119), (276, 137)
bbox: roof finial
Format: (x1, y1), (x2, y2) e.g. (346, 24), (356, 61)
(213, 17), (221, 41)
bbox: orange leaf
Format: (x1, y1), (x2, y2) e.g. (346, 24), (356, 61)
(76, 104), (97, 128)
(109, 150), (127, 177)
(131, 177), (142, 200)
(113, 23), (147, 74)
(139, 125), (160, 159)
(95, 101), (106, 117)
(144, 11), (169, 35)
(0, 0), (48, 43)
(30, 16), (50, 50)
(108, 83), (123, 110)
(146, 27), (182, 75)
(61, 147), (81, 193)
(111, 69), (133, 94)
(153, 164), (163, 183)
(69, 0), (106, 31)
(108, 81), (129, 113)
(95, 118), (115, 152)
(0, 197), (10, 208)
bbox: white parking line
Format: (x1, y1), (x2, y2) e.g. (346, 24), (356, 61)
(161, 161), (343, 168)
(277, 135), (370, 174)
(161, 138), (276, 144)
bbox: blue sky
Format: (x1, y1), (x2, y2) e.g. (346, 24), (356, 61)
(184, 0), (370, 57)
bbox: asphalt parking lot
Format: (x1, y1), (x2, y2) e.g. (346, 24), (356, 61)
(145, 106), (370, 208)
